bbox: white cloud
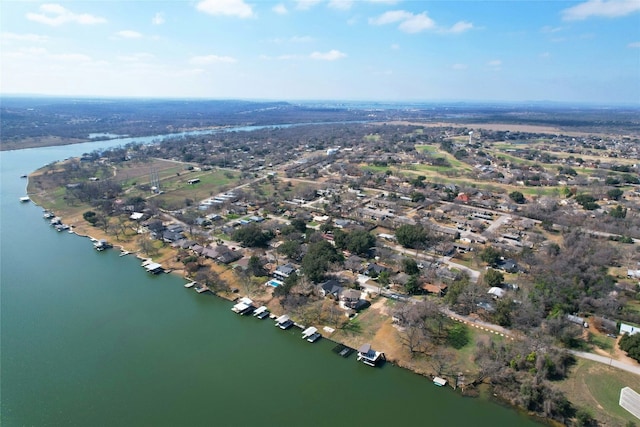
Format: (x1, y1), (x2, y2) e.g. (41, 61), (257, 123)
(115, 30), (143, 39)
(541, 25), (564, 33)
(189, 54), (237, 65)
(50, 53), (92, 62)
(562, 0), (640, 21)
(367, 0), (400, 4)
(309, 49), (347, 60)
(488, 59), (502, 67)
(444, 21), (473, 34)
(390, 43), (400, 50)
(118, 53), (155, 62)
(1, 32), (49, 43)
(291, 35), (315, 43)
(399, 12), (436, 33)
(259, 54), (303, 60)
(328, 0), (353, 10)
(629, 41), (640, 48)
(369, 10), (412, 25)
(539, 52), (551, 58)
(273, 3), (288, 14)
(295, 0), (323, 11)
(196, 0), (254, 18)
(152, 12), (165, 25)
(452, 63), (468, 70)
(26, 3), (107, 26)
(369, 10), (436, 33)
(267, 35), (315, 44)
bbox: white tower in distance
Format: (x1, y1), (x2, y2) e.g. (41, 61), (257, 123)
(468, 131), (473, 144)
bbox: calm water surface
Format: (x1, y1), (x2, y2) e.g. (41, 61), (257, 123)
(0, 135), (542, 426)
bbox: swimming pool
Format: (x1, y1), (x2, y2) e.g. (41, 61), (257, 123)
(266, 279), (283, 288)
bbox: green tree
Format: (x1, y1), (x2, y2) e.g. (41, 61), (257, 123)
(619, 333), (640, 362)
(290, 218), (307, 233)
(402, 258), (420, 275)
(484, 268), (504, 288)
(248, 255), (266, 277)
(273, 272), (297, 297)
(278, 239), (302, 259)
(377, 270), (390, 293)
(575, 193), (599, 210)
(607, 188), (624, 201)
(302, 240), (343, 283)
(479, 246), (501, 266)
(610, 205), (627, 219)
(509, 191), (526, 204)
(232, 223), (274, 248)
(344, 230), (376, 256)
(447, 323), (470, 349)
(83, 210), (98, 225)
(405, 274), (421, 295)
(396, 224), (429, 249)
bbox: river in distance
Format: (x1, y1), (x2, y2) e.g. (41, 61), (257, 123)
(0, 130), (542, 426)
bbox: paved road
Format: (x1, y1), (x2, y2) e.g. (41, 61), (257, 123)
(387, 243), (481, 283)
(569, 350), (640, 376)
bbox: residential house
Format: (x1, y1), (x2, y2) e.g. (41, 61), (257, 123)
(620, 323), (640, 336)
(273, 264), (296, 280)
(421, 282), (448, 297)
(365, 263), (388, 277)
(340, 289), (362, 309)
(497, 258), (519, 273)
(319, 279), (343, 299)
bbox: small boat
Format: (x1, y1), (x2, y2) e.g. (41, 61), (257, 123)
(184, 281), (196, 288)
(119, 250), (131, 257)
(20, 174), (28, 178)
(19, 196), (30, 203)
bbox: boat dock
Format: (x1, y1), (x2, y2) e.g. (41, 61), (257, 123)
(332, 344), (354, 358)
(184, 281), (196, 288)
(275, 314), (294, 330)
(231, 297), (255, 314)
(253, 306), (269, 318)
(357, 343), (385, 367)
(143, 262), (164, 274)
(433, 377), (447, 387)
(301, 326), (318, 340)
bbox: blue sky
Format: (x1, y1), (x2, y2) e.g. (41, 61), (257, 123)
(1, 0), (639, 104)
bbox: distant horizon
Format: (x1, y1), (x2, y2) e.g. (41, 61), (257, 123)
(2, 92), (639, 109)
(1, 1), (638, 104)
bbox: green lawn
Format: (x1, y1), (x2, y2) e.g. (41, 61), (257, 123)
(557, 359), (640, 426)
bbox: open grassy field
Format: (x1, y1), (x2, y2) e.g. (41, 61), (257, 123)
(151, 169), (239, 209)
(556, 359), (640, 426)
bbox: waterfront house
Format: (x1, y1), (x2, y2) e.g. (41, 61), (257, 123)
(319, 280), (343, 299)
